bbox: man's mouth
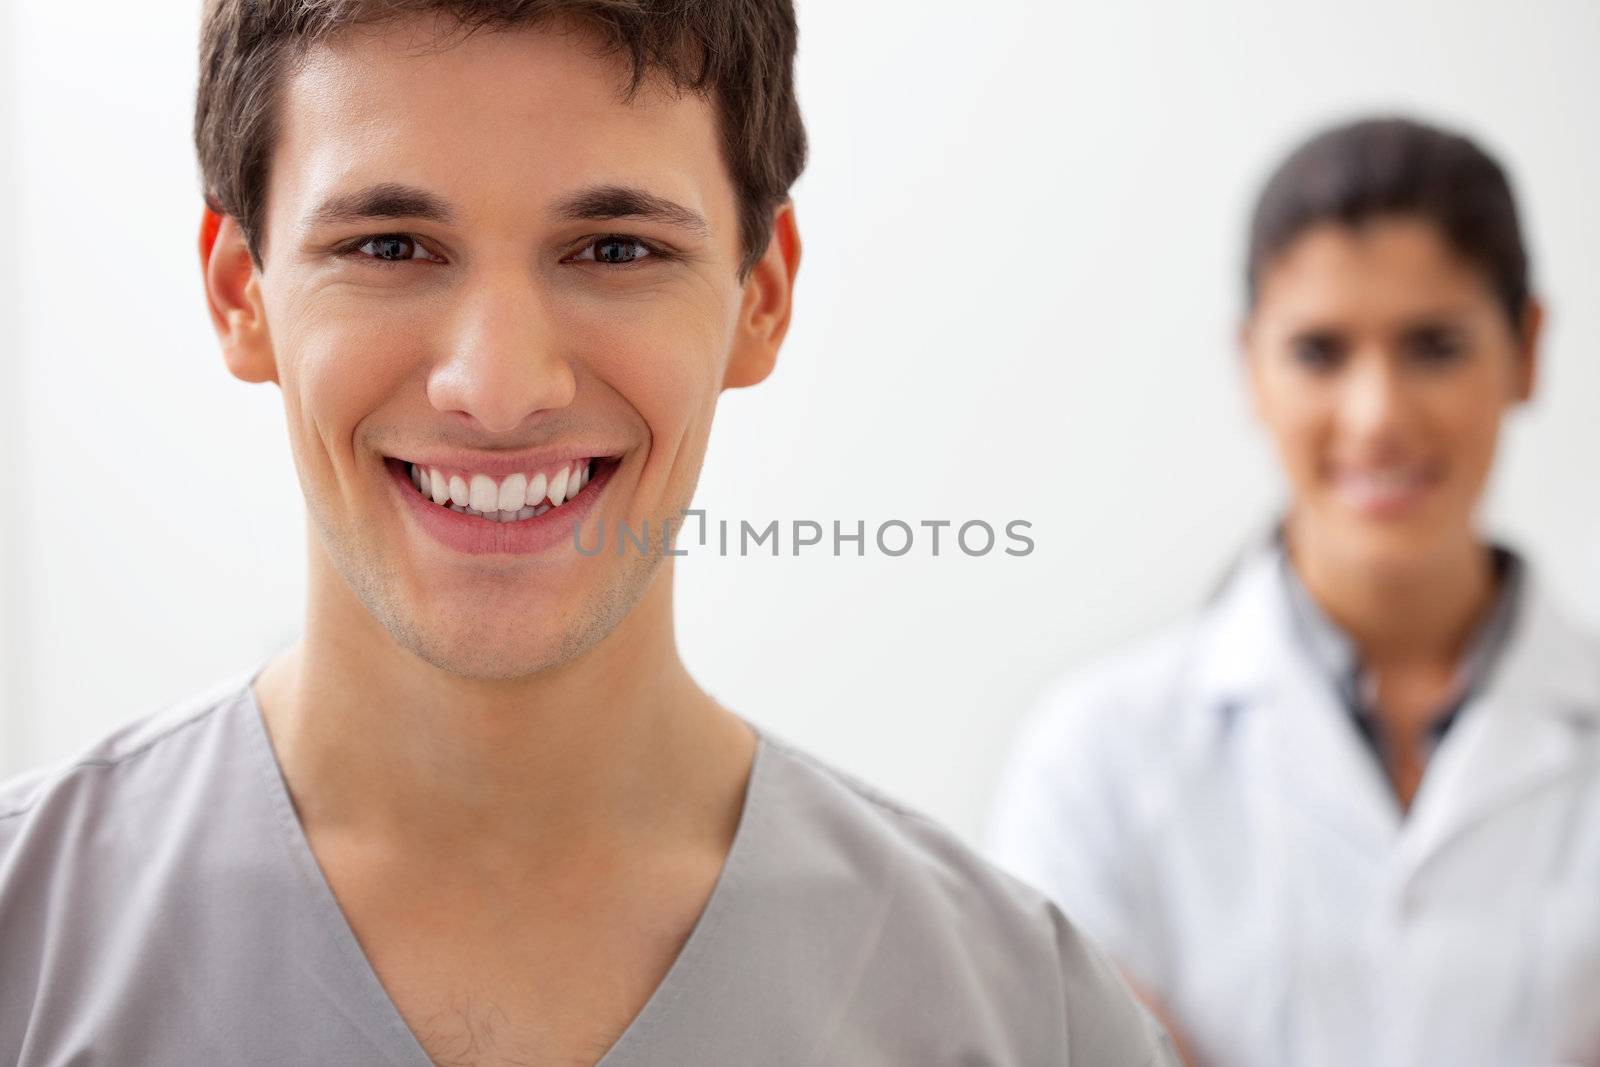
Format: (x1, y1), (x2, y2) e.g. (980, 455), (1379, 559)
(390, 456), (613, 523)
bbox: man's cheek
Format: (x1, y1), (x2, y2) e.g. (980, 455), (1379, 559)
(612, 367), (718, 519)
(641, 369), (717, 461)
(272, 337), (373, 510)
(297, 320), (410, 414)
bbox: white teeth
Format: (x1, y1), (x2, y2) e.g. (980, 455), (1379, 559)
(548, 466), (570, 507)
(498, 473), (526, 513)
(408, 460), (600, 518)
(469, 474), (498, 513)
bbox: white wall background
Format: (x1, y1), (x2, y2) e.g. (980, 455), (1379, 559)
(3, 0), (1597, 843)
(1, 0), (19, 771)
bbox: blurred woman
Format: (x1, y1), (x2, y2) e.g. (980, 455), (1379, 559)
(987, 116), (1600, 1067)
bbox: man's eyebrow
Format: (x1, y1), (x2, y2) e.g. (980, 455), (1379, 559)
(306, 183), (459, 229)
(551, 184), (709, 237)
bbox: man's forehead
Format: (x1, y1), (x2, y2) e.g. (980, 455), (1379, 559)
(271, 16), (728, 231)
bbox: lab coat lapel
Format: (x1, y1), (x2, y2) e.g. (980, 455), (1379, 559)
(1396, 576), (1600, 883)
(1194, 548), (1401, 858)
(1254, 641), (1402, 859)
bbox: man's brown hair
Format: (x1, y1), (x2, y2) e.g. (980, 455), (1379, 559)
(194, 0), (807, 276)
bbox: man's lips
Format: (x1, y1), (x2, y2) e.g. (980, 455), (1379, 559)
(386, 453), (619, 519)
(383, 454), (620, 556)
(387, 445), (621, 480)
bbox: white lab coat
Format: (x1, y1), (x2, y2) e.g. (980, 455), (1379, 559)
(987, 544), (1600, 1067)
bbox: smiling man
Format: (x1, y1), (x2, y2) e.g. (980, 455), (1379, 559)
(0, 2), (1174, 1064)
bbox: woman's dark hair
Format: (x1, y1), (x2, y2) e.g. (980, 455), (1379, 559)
(1245, 116), (1531, 324)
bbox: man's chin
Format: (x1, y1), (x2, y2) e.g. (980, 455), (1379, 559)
(310, 491), (677, 682)
(362, 593), (605, 680)
(359, 556), (662, 682)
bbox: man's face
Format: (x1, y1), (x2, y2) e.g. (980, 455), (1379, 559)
(239, 18), (779, 678)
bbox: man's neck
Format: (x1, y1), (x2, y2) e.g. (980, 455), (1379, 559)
(253, 554), (755, 869)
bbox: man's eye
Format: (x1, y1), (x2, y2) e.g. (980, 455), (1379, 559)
(351, 235), (440, 263)
(574, 237), (656, 265)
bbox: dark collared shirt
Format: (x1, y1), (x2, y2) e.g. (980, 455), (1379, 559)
(1277, 541), (1523, 764)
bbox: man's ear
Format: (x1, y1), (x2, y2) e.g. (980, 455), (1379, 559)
(723, 201), (801, 391)
(200, 207), (276, 385)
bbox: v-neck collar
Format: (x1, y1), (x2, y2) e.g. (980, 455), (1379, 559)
(1275, 538), (1525, 763)
(237, 680), (769, 1066)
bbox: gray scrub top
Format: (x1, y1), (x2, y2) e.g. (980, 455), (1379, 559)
(0, 672), (1175, 1066)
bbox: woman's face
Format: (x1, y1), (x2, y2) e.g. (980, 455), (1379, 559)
(1244, 217), (1538, 575)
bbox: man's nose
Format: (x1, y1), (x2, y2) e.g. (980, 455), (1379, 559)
(426, 277), (577, 434)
